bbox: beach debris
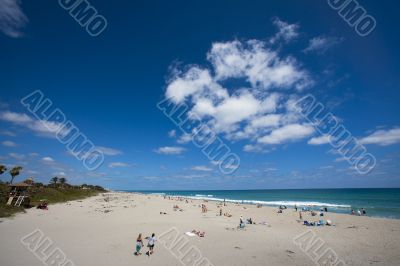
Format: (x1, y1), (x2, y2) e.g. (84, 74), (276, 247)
(346, 225), (358, 229)
(286, 250), (295, 254)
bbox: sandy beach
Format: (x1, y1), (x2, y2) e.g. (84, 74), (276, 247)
(0, 192), (399, 266)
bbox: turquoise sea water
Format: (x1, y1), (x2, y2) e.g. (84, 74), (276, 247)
(125, 188), (400, 219)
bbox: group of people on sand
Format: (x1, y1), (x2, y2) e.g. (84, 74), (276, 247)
(351, 208), (367, 216)
(135, 233), (156, 257)
(201, 204), (208, 213)
(238, 215), (255, 228)
(173, 204), (183, 212)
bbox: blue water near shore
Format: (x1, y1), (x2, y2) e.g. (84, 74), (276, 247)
(125, 188), (400, 219)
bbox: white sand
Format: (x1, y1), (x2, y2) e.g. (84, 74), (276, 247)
(1, 192), (399, 266)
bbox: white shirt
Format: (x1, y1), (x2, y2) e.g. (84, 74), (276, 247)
(148, 237), (156, 246)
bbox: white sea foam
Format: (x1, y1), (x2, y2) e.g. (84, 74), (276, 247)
(179, 195), (350, 208)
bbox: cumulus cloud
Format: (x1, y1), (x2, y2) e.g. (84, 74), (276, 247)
(307, 135), (331, 145)
(164, 25), (317, 151)
(41, 156), (55, 163)
(177, 133), (192, 144)
(2, 140), (16, 147)
(303, 36), (343, 54)
(207, 40), (309, 89)
(243, 144), (266, 153)
(0, 0), (28, 38)
(155, 146), (186, 155)
(359, 128), (400, 146)
(269, 17), (299, 44)
(257, 124), (314, 144)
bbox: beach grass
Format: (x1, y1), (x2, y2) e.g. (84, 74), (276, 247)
(0, 183), (105, 218)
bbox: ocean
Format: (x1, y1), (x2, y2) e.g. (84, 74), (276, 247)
(125, 188), (400, 219)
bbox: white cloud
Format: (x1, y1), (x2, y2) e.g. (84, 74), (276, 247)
(155, 146), (186, 155)
(0, 111), (67, 137)
(0, 0), (28, 38)
(243, 144), (265, 153)
(269, 17), (299, 44)
(257, 124), (314, 144)
(8, 152), (25, 160)
(191, 165), (212, 171)
(168, 130), (177, 138)
(307, 135), (331, 145)
(108, 162), (129, 168)
(55, 171), (66, 176)
(2, 140), (16, 147)
(359, 128), (400, 146)
(0, 130), (16, 136)
(97, 146), (122, 156)
(164, 23), (315, 151)
(207, 40), (309, 89)
(177, 133), (192, 144)
(319, 165), (334, 169)
(303, 36), (343, 54)
(41, 157), (55, 163)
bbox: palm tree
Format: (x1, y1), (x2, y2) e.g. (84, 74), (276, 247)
(59, 177), (67, 188)
(0, 165), (6, 184)
(50, 177), (58, 188)
(9, 166), (22, 184)
(0, 165), (7, 175)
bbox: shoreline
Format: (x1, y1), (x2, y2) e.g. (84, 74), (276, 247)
(121, 190), (400, 221)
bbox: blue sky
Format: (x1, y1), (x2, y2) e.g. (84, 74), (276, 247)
(0, 0), (399, 190)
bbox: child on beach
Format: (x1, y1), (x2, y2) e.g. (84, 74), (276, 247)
(147, 233), (156, 256)
(135, 234), (143, 255)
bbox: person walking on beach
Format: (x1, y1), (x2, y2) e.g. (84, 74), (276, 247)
(147, 233), (156, 256)
(299, 211), (302, 220)
(294, 204), (297, 212)
(135, 233), (144, 255)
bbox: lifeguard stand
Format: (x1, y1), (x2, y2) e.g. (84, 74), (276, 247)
(7, 182), (32, 207)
